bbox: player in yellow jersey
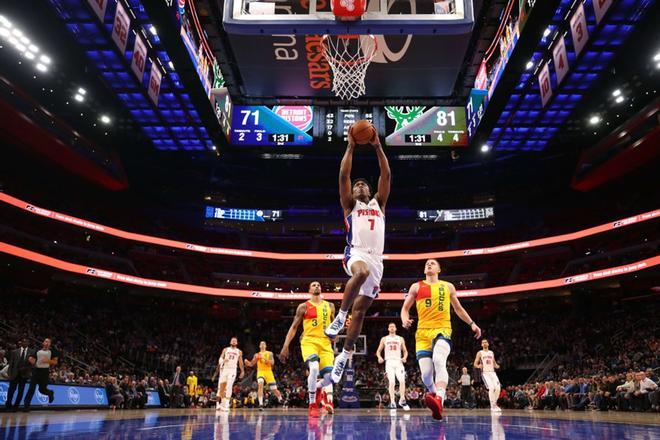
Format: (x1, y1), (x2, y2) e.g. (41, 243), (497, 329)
(400, 259), (481, 421)
(279, 281), (336, 417)
(245, 341), (282, 410)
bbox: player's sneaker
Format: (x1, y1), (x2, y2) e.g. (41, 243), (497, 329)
(330, 351), (349, 383)
(324, 315), (345, 339)
(320, 389), (334, 414)
(308, 403), (320, 417)
(315, 390), (324, 407)
(387, 402), (397, 410)
(491, 406), (502, 413)
(425, 392), (443, 421)
(399, 401), (411, 411)
(258, 405), (264, 411)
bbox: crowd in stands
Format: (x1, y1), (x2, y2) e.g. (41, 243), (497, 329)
(1, 287), (657, 413)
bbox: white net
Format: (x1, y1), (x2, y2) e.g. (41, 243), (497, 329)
(321, 35), (377, 100)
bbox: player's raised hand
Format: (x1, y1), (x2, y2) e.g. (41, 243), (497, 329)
(278, 347), (289, 363)
(401, 317), (414, 329)
(347, 127), (356, 149)
(471, 322), (482, 339)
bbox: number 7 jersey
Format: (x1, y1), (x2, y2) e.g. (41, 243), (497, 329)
(345, 198), (385, 255)
(415, 280), (451, 330)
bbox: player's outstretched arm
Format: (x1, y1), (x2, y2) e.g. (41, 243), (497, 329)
(339, 131), (356, 213)
(449, 283), (481, 339)
(400, 283), (419, 329)
(376, 337), (385, 364)
(372, 135), (391, 211)
(244, 354), (257, 368)
(279, 303), (306, 362)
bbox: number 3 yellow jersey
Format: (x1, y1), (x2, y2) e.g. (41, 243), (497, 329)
(415, 280), (451, 329)
(301, 300), (333, 340)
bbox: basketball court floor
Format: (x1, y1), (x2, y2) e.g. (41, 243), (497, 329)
(1, 408), (659, 439)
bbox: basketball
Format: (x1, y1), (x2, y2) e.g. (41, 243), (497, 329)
(350, 120), (376, 145)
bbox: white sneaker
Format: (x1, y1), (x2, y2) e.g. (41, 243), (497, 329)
(400, 401), (410, 411)
(387, 402), (397, 410)
(491, 406), (502, 413)
(330, 351), (348, 383)
(324, 316), (345, 339)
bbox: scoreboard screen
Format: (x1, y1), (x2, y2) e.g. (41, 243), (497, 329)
(384, 106), (469, 147)
(231, 105), (314, 146)
(417, 207), (494, 222)
(315, 107), (384, 144)
(205, 206), (282, 222)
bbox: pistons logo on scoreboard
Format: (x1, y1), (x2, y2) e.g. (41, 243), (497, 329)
(273, 106), (314, 133)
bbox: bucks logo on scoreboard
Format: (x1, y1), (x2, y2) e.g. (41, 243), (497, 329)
(384, 106), (469, 147)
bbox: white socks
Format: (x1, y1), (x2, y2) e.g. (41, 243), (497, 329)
(308, 360), (320, 404)
(433, 339), (450, 399)
(418, 357), (437, 394)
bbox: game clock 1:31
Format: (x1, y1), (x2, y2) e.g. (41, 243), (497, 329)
(268, 133), (293, 144)
(404, 134), (431, 144)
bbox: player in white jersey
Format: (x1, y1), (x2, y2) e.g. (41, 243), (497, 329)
(213, 337), (245, 411)
(376, 323), (410, 411)
(324, 127), (391, 384)
(474, 339), (502, 412)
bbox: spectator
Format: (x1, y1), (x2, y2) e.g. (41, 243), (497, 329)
(106, 377), (124, 409)
(4, 338), (35, 412)
(171, 366), (184, 408)
(157, 379), (170, 408)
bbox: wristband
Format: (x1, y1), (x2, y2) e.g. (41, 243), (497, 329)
(468, 321), (475, 327)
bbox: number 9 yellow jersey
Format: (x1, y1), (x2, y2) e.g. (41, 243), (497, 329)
(415, 280), (451, 330)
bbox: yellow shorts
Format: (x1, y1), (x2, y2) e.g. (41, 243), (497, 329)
(415, 327), (452, 358)
(301, 337), (334, 376)
(256, 369), (276, 386)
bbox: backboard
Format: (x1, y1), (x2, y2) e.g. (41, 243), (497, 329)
(220, 0), (476, 101)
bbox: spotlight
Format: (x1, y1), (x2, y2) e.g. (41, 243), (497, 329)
(612, 89), (621, 97)
(39, 54), (51, 64)
(28, 44), (38, 53)
(100, 115), (111, 124)
(78, 87), (86, 95)
(168, 61), (174, 69)
(0, 15), (11, 28)
(19, 35), (29, 45)
(11, 28), (22, 37)
(588, 115), (601, 125)
(525, 60), (534, 70)
(480, 144), (490, 153)
(24, 51), (35, 60)
(74, 93), (84, 102)
(14, 42), (25, 52)
(615, 96), (624, 104)
(211, 145), (217, 150)
(0, 28), (9, 38)
(35, 63), (47, 72)
(543, 27), (551, 38)
(149, 25), (157, 36)
(654, 52), (660, 62)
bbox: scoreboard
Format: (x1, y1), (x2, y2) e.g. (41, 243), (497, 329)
(224, 105), (468, 147)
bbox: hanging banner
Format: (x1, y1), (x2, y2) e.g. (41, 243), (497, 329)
(86, 0), (108, 21)
(569, 3), (589, 57)
(111, 2), (131, 54)
(592, 0), (613, 24)
(148, 62), (162, 106)
(552, 35), (569, 85)
(130, 33), (148, 81)
(474, 60), (488, 90)
(538, 62), (552, 107)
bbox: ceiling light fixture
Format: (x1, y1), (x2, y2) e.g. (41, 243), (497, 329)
(588, 115), (601, 125)
(480, 144), (490, 153)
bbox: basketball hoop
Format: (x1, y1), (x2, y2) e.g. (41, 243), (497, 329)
(321, 34), (377, 100)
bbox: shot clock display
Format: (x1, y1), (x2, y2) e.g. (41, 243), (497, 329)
(230, 105), (314, 146)
(384, 106), (469, 147)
